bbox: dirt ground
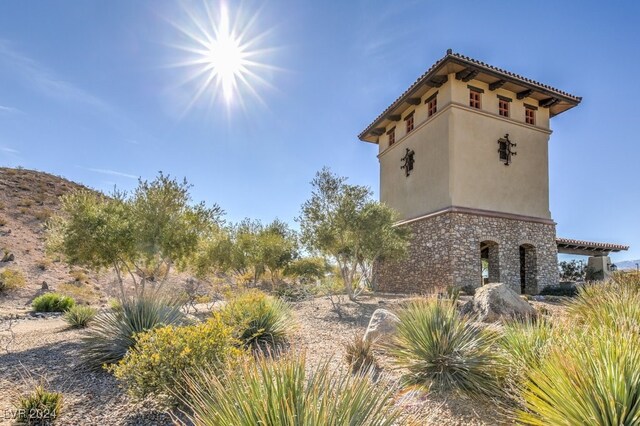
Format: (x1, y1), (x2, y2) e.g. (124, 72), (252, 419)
(0, 294), (567, 425)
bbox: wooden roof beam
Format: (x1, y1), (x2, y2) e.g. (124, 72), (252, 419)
(370, 127), (385, 136)
(386, 114), (401, 122)
(517, 89), (534, 100)
(455, 67), (479, 82)
(406, 97), (421, 105)
(425, 75), (448, 88)
(540, 97), (560, 108)
(489, 79), (506, 91)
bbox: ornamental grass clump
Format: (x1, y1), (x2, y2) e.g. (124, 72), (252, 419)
(112, 313), (242, 402)
(178, 353), (407, 426)
(31, 293), (75, 312)
(80, 294), (187, 370)
(15, 385), (63, 425)
(389, 298), (506, 399)
(518, 329), (640, 425)
(566, 272), (640, 332)
(63, 305), (97, 328)
(500, 317), (554, 373)
(221, 289), (295, 350)
(344, 334), (378, 375)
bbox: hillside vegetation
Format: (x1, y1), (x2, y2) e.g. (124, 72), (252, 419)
(0, 167), (107, 312)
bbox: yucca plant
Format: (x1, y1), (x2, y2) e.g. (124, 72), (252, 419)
(80, 295), (187, 370)
(220, 289), (295, 350)
(178, 353), (407, 426)
(15, 384), (63, 425)
(500, 317), (554, 372)
(519, 328), (640, 425)
(567, 273), (640, 332)
(344, 334), (378, 375)
(389, 298), (506, 398)
(63, 305), (97, 328)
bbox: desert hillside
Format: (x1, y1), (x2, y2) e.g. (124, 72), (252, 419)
(0, 167), (109, 313)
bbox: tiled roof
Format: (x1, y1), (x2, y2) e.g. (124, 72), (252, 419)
(556, 237), (629, 252)
(358, 50), (582, 141)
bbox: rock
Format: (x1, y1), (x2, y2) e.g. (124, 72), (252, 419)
(462, 282), (536, 322)
(1, 252), (15, 262)
(41, 281), (49, 290)
(363, 308), (400, 342)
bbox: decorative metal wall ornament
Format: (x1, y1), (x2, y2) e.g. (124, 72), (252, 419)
(400, 148), (415, 176)
(497, 133), (517, 166)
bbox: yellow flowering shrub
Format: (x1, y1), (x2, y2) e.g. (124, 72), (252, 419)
(111, 314), (243, 402)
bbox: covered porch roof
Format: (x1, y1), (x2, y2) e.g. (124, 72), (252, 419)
(557, 237), (629, 256)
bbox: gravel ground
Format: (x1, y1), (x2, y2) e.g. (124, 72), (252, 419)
(0, 294), (566, 425)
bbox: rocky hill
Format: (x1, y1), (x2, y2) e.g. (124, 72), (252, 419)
(0, 167), (110, 313)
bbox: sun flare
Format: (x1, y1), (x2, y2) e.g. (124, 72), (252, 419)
(168, 1), (276, 110)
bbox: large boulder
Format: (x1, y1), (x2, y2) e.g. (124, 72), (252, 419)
(462, 282), (536, 322)
(363, 308), (400, 342)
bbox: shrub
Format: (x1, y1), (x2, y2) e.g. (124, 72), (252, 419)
(112, 314), (242, 402)
(15, 385), (63, 425)
(389, 298), (506, 398)
(63, 305), (97, 328)
(221, 290), (295, 350)
(566, 273), (640, 332)
(0, 268), (26, 292)
(519, 329), (640, 425)
(344, 334), (378, 375)
(180, 353), (406, 426)
(539, 285), (577, 297)
(81, 295), (187, 370)
(499, 318), (553, 372)
(31, 293), (75, 312)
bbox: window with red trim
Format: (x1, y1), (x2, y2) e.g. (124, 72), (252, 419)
(525, 107), (535, 125)
(469, 90), (481, 109)
(387, 128), (395, 146)
(427, 97), (437, 117)
(405, 114), (414, 133)
(499, 99), (509, 117)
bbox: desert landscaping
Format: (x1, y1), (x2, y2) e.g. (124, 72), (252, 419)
(1, 167), (639, 425)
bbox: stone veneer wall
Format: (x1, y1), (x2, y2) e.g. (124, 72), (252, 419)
(373, 211), (559, 294)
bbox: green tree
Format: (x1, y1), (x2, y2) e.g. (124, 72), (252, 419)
(258, 219), (298, 289)
(298, 168), (410, 301)
(46, 173), (222, 297)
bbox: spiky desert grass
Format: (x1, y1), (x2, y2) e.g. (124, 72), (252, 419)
(519, 328), (640, 425)
(500, 317), (554, 372)
(344, 334), (378, 375)
(389, 298), (507, 399)
(15, 384), (63, 425)
(567, 272), (640, 332)
(178, 353), (407, 426)
(220, 289), (295, 350)
(63, 305), (97, 328)
(80, 295), (187, 370)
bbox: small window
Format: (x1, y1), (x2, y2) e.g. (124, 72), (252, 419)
(469, 89), (481, 109)
(525, 107), (536, 125)
(387, 127), (395, 146)
(499, 99), (509, 117)
(405, 113), (414, 133)
(427, 96), (437, 117)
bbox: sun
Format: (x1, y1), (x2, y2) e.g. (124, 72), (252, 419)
(167, 1), (276, 110)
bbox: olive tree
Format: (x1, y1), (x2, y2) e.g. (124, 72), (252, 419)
(46, 173), (222, 297)
(298, 168), (410, 301)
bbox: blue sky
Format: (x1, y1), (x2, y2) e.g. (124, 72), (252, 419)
(0, 0), (638, 262)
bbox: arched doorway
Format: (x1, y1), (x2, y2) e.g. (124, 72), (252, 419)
(480, 240), (500, 285)
(519, 244), (537, 294)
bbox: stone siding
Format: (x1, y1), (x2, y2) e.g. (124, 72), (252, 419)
(373, 211), (559, 294)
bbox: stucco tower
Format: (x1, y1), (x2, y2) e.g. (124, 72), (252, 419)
(358, 50), (581, 294)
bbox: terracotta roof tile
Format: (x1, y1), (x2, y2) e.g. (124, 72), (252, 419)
(556, 237), (629, 252)
(358, 50), (582, 141)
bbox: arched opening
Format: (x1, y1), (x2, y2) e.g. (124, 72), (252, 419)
(480, 240), (500, 285)
(519, 244), (537, 294)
